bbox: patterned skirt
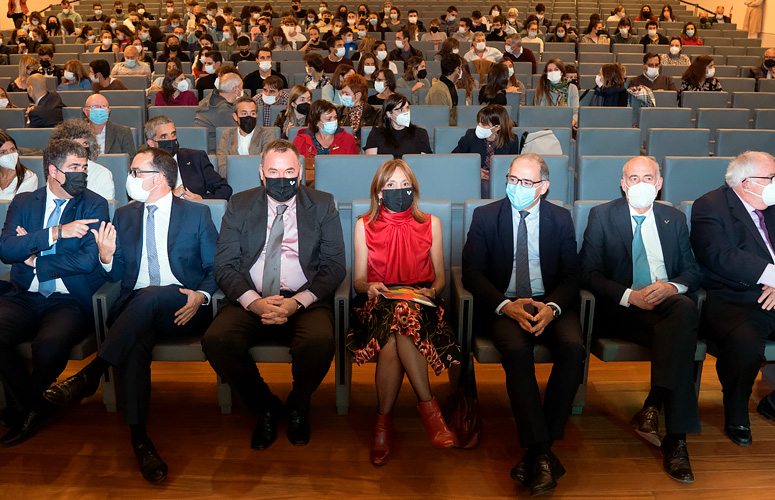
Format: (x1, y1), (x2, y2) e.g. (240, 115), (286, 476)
(346, 291), (461, 375)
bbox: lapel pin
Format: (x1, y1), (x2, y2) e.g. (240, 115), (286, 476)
(664, 220), (669, 224)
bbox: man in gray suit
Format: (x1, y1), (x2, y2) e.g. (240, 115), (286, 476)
(215, 96), (276, 178)
(83, 93), (137, 159)
(194, 72), (245, 154)
(202, 139), (346, 450)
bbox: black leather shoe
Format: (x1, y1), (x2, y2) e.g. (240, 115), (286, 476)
(509, 453), (535, 487)
(529, 451), (565, 497)
(661, 438), (694, 483)
(0, 407), (24, 428)
(0, 405), (56, 447)
(724, 424), (752, 446)
(287, 410), (311, 446)
(43, 371), (98, 406)
(757, 394), (775, 422)
(631, 406), (662, 447)
(133, 440), (168, 483)
(251, 410), (280, 450)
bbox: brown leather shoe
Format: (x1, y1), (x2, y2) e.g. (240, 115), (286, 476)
(661, 438), (694, 483)
(631, 406), (662, 447)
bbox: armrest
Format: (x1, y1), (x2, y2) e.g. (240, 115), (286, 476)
(694, 289), (706, 315)
(211, 290), (225, 316)
(579, 288), (595, 354)
(92, 280), (122, 346)
(333, 267), (352, 345)
(451, 266), (473, 361)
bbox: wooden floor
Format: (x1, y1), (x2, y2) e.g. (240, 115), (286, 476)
(1, 356), (775, 499)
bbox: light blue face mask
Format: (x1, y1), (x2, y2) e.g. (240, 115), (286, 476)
(506, 182), (538, 210)
(321, 120), (337, 134)
(125, 58), (137, 68)
(340, 94), (354, 107)
(89, 108), (109, 125)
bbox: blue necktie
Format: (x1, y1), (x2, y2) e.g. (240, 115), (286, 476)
(146, 205), (161, 286)
(515, 210), (532, 299)
(38, 198), (66, 298)
(631, 215), (652, 290)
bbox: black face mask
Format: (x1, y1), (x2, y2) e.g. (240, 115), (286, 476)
(417, 69), (427, 80)
(115, 8), (123, 14)
(240, 49), (250, 56)
(169, 43), (179, 51)
(47, 22), (58, 31)
(56, 167), (88, 197)
(259, 25), (267, 32)
(238, 115), (257, 134)
(265, 176), (299, 202)
(18, 37), (28, 44)
(40, 60), (51, 68)
(156, 138), (179, 156)
(292, 5), (299, 10)
(295, 102), (310, 115)
(381, 187), (413, 213)
(195, 29), (204, 37)
(765, 59), (775, 69)
(430, 26), (439, 33)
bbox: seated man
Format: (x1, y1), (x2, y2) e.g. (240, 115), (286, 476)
(253, 75), (289, 127)
(202, 139), (346, 449)
(25, 74), (64, 128)
(464, 32), (503, 63)
(57, 0), (83, 25)
(90, 59), (129, 92)
(243, 47), (288, 97)
(215, 96), (276, 178)
(503, 34), (537, 74)
(50, 119), (116, 201)
(0, 139), (108, 446)
(580, 156), (702, 483)
(462, 153), (585, 497)
(83, 93), (137, 158)
(388, 28), (424, 64)
(194, 72), (245, 153)
(425, 53), (462, 126)
(229, 35), (255, 64)
(38, 47), (63, 83)
(143, 115), (232, 201)
(195, 49), (221, 100)
(322, 35), (352, 73)
(111, 45), (152, 76)
(690, 151), (775, 446)
(628, 52), (677, 91)
(745, 48), (775, 90)
(44, 146), (218, 483)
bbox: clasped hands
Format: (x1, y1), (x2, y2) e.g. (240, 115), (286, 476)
(628, 279), (678, 310)
(248, 296), (299, 325)
(502, 299), (554, 337)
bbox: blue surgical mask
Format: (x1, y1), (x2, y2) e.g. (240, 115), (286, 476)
(321, 120), (338, 134)
(89, 107), (109, 125)
(506, 182), (538, 210)
(340, 94), (354, 107)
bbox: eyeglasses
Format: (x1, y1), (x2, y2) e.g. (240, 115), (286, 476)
(747, 175), (775, 183)
(129, 169), (158, 178)
(86, 105), (109, 110)
(507, 175), (544, 188)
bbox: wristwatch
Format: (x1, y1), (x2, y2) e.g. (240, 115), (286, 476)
(294, 299), (305, 312)
(547, 304), (560, 319)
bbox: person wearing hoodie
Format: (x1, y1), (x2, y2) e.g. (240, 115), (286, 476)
(194, 72), (244, 153)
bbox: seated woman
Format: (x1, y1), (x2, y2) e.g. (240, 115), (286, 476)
(434, 37), (460, 62)
(373, 40), (399, 74)
(0, 88), (16, 108)
(591, 63), (629, 106)
(157, 34), (191, 62)
(93, 30), (120, 62)
(369, 68), (396, 106)
(357, 52), (379, 85)
(364, 94), (432, 158)
(322, 63), (355, 105)
(457, 61), (480, 106)
(292, 99), (358, 157)
(303, 53), (332, 91)
(680, 55), (723, 93)
(336, 73), (380, 141)
(154, 68), (198, 106)
(610, 18), (640, 45)
(479, 63), (510, 105)
(149, 58), (192, 93)
(76, 24), (96, 48)
(533, 59), (580, 129)
(57, 59), (92, 90)
(395, 56), (431, 105)
(274, 85), (312, 139)
(452, 104), (519, 198)
(546, 22), (577, 43)
(0, 131), (37, 200)
(8, 56), (38, 93)
(680, 22), (703, 46)
(267, 27), (294, 51)
(661, 37), (691, 66)
(347, 159), (460, 466)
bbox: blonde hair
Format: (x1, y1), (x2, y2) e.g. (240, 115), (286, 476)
(18, 55), (39, 82)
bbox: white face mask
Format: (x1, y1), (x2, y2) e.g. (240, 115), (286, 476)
(507, 67), (514, 77)
(626, 181), (658, 209)
(475, 124), (493, 139)
(376, 50), (387, 60)
(746, 179), (775, 206)
(204, 63), (215, 74)
(364, 64), (376, 75)
(706, 67), (716, 78)
(619, 28), (629, 36)
(669, 46), (681, 55)
(645, 66), (659, 79)
(0, 98), (8, 108)
(263, 94), (276, 105)
(0, 152), (18, 170)
(595, 74), (604, 88)
(64, 70), (75, 81)
(125, 174), (156, 202)
(176, 79), (189, 92)
(475, 42), (485, 51)
(374, 81), (386, 93)
(458, 27), (466, 34)
(408, 17), (417, 24)
(547, 70), (562, 84)
(259, 60), (272, 71)
(395, 39), (404, 49)
(452, 48), (459, 54)
(102, 38), (112, 46)
(394, 110), (410, 127)
(648, 29), (657, 37)
(335, 47), (345, 57)
(214, 77), (220, 89)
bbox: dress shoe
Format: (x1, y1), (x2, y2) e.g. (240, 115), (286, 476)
(509, 453), (536, 487)
(0, 405), (56, 447)
(529, 451), (565, 497)
(287, 410), (311, 446)
(251, 410), (280, 449)
(370, 412), (392, 466)
(417, 397), (456, 448)
(133, 440), (168, 483)
(724, 424), (752, 446)
(0, 407), (24, 428)
(630, 406), (662, 447)
(43, 371), (99, 406)
(661, 438), (694, 483)
(757, 393), (775, 422)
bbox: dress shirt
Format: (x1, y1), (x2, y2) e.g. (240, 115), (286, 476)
(87, 160), (116, 201)
(171, 154), (185, 189)
(96, 127), (106, 155)
(237, 194), (317, 310)
(619, 204), (688, 306)
(236, 128), (254, 156)
(733, 191), (775, 286)
(0, 169), (37, 200)
(29, 186), (70, 295)
(463, 46), (504, 62)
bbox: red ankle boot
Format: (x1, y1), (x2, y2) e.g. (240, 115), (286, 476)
(417, 398), (456, 448)
(370, 412), (392, 466)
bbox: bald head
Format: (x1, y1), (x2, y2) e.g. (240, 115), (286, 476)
(27, 73), (46, 94)
(83, 93), (110, 127)
(622, 156), (660, 179)
(124, 45), (138, 60)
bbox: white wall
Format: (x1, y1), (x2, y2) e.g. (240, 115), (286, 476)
(694, 0), (774, 46)
(1, 0), (70, 31)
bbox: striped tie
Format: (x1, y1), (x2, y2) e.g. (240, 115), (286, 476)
(146, 205), (160, 286)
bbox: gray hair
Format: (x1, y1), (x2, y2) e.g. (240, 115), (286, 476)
(512, 153), (550, 181)
(219, 73), (242, 93)
(622, 156), (661, 178)
(144, 115), (174, 141)
(726, 151), (775, 187)
(50, 118), (98, 161)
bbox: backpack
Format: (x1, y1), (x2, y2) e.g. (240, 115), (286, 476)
(519, 129), (563, 156)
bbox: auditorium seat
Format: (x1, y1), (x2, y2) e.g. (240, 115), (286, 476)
(176, 127), (208, 150)
(695, 108), (750, 143)
(403, 154), (481, 202)
(578, 106), (633, 128)
(0, 108), (27, 129)
(148, 105), (197, 127)
(646, 128), (711, 163)
(226, 155), (262, 194)
(754, 109), (775, 130)
(661, 156), (732, 205)
(715, 129), (775, 156)
(6, 128), (54, 150)
(576, 128), (640, 165)
(518, 106), (574, 128)
(96, 154), (130, 206)
(638, 107), (692, 146)
(433, 127), (468, 154)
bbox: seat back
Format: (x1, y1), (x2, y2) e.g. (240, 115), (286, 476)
(680, 91), (730, 111)
(646, 128), (710, 164)
(573, 200), (608, 252)
(661, 156), (732, 204)
(0, 108), (28, 128)
(755, 109), (775, 130)
(576, 156), (630, 201)
(695, 108), (750, 142)
(148, 106), (198, 127)
(733, 92), (775, 111)
(490, 155), (572, 203)
(315, 155), (392, 204)
(716, 129), (775, 156)
(403, 154), (481, 202)
(101, 90), (147, 107)
(6, 128), (54, 149)
(177, 127), (208, 150)
(433, 127), (468, 154)
(96, 154), (130, 206)
(518, 106), (574, 128)
(192, 199), (227, 232)
(638, 107), (692, 145)
(576, 128), (640, 161)
(226, 155), (262, 194)
(578, 106), (633, 128)
(19, 156), (45, 188)
(408, 105), (451, 130)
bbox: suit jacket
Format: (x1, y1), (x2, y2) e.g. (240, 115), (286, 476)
(580, 197), (702, 306)
(462, 198), (580, 315)
(214, 185), (346, 304)
(104, 120), (137, 158)
(691, 185), (775, 334)
(27, 92), (64, 128)
(176, 148), (233, 201)
(215, 127), (277, 178)
(0, 187), (109, 312)
(103, 196), (219, 314)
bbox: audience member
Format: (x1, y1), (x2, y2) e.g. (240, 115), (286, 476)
(215, 96), (276, 178)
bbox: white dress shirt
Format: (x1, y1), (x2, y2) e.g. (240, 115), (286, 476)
(96, 127), (106, 155)
(29, 187), (70, 295)
(171, 154), (184, 189)
(733, 191), (775, 286)
(463, 46), (503, 62)
(0, 169), (37, 200)
(236, 127), (254, 156)
(620, 204), (688, 306)
(87, 159), (116, 201)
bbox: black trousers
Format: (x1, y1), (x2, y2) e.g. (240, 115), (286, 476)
(0, 291), (89, 412)
(601, 294), (701, 434)
(484, 306), (585, 449)
(202, 301), (335, 415)
(99, 286), (212, 425)
(711, 309), (775, 427)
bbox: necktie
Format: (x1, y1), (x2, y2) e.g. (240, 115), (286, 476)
(515, 210), (532, 299)
(631, 215), (652, 290)
(262, 204), (287, 297)
(754, 209), (774, 254)
(146, 205), (160, 286)
(38, 199), (67, 298)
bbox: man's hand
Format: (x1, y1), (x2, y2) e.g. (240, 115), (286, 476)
(531, 301), (555, 337)
(481, 167), (490, 181)
(60, 219), (100, 239)
(90, 221), (117, 264)
(174, 288), (206, 326)
(501, 298), (536, 332)
(255, 295), (297, 324)
(628, 289), (655, 310)
(641, 279), (677, 306)
(23, 255), (36, 268)
(759, 285), (775, 311)
(366, 282), (389, 299)
(16, 226), (27, 236)
(176, 186), (202, 201)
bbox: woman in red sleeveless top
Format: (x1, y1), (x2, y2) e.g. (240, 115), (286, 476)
(346, 159), (461, 466)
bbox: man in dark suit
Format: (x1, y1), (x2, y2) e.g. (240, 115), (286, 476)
(144, 115), (232, 201)
(690, 151), (775, 446)
(83, 93), (137, 158)
(43, 147), (218, 483)
(25, 74), (64, 128)
(202, 139), (346, 449)
(580, 156), (702, 483)
(462, 153), (584, 497)
(0, 139), (108, 446)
